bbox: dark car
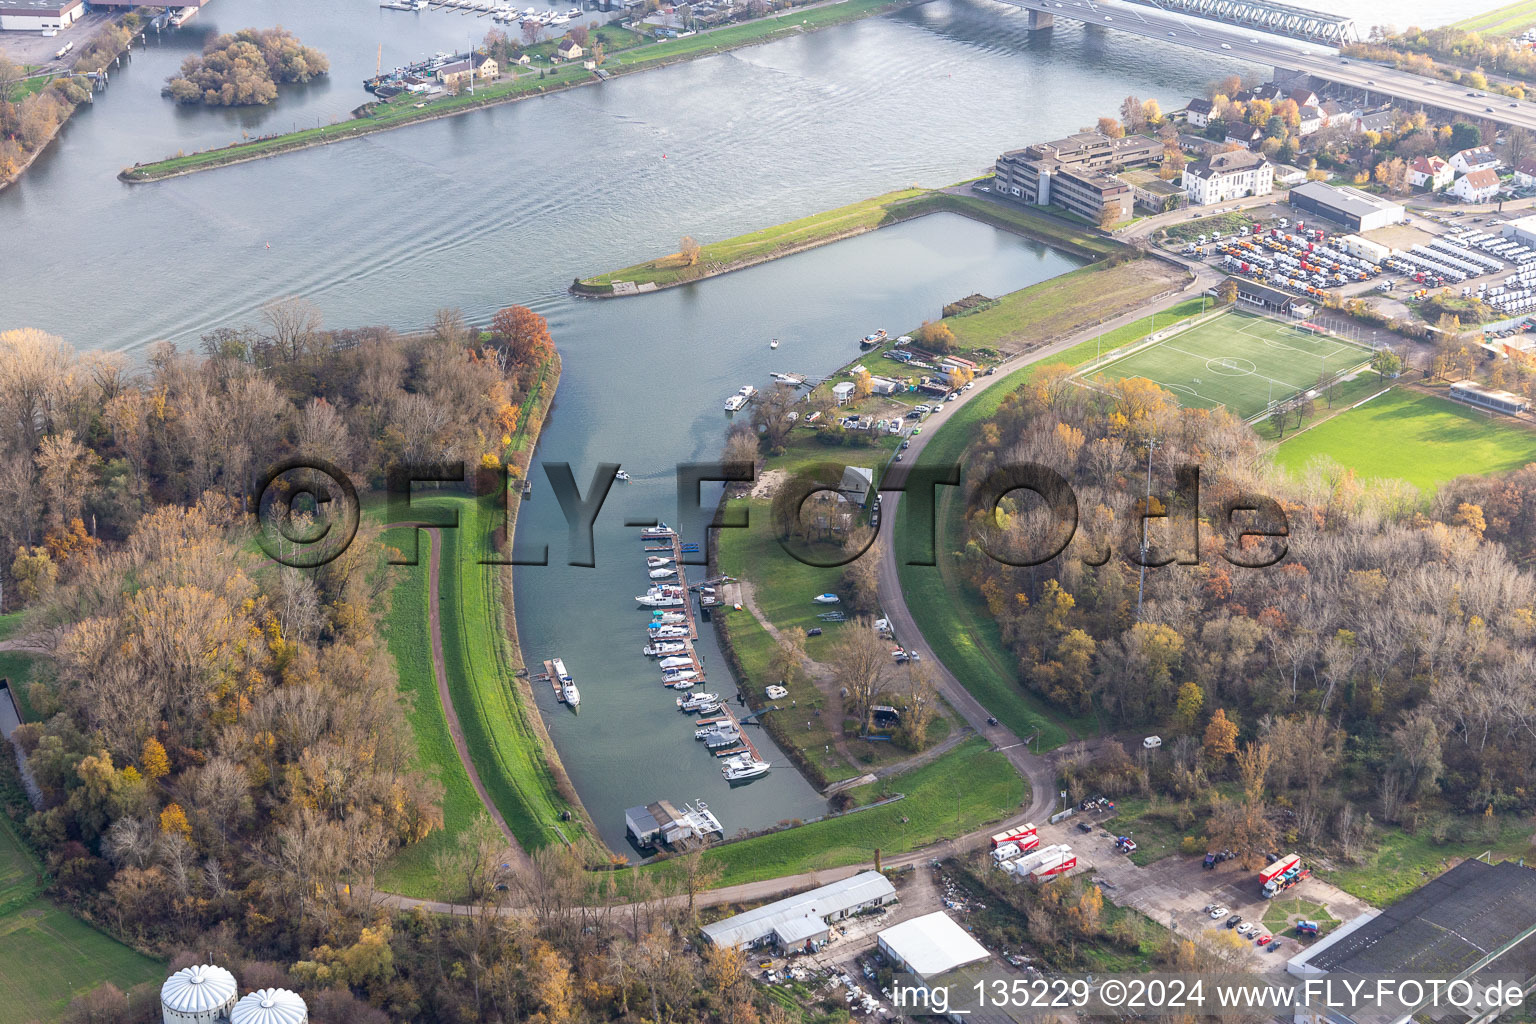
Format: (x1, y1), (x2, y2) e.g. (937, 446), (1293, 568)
(986, 716), (998, 726)
(1203, 852), (1217, 869)
(1226, 916), (1242, 928)
(807, 627), (823, 637)
(900, 440), (910, 450)
(1077, 822), (1093, 833)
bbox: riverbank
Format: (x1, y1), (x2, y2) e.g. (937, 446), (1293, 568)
(118, 0), (917, 183)
(574, 188), (1125, 296)
(376, 351), (603, 899)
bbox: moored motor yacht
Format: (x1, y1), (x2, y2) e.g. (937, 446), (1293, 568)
(722, 754), (771, 781)
(677, 691), (722, 711)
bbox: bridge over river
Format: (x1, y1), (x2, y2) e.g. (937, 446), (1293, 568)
(995, 0), (1536, 133)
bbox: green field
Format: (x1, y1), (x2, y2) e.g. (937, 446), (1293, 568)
(0, 820), (162, 1024)
(1088, 310), (1374, 419)
(1321, 819), (1534, 906)
(1273, 388), (1536, 491)
(648, 737), (1023, 887)
(1454, 0), (1536, 34)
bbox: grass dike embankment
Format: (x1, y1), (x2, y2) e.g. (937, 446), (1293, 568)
(570, 187), (1125, 297)
(118, 0), (917, 184)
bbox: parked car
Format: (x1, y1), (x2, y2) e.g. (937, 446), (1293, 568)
(1203, 852), (1217, 869)
(1143, 735), (1162, 749)
(1256, 933), (1272, 946)
(1209, 906), (1229, 919)
(1077, 821), (1094, 833)
(1226, 916), (1242, 929)
(806, 627), (823, 637)
(900, 440), (910, 450)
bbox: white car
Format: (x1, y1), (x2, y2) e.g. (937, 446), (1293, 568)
(1209, 906), (1229, 919)
(1143, 735), (1162, 749)
(1237, 923), (1257, 937)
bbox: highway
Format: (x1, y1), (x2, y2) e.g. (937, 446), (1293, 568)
(992, 0), (1536, 132)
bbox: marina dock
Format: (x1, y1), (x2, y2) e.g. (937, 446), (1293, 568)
(637, 528), (763, 764)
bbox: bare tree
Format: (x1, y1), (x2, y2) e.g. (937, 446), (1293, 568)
(831, 618), (889, 732)
(260, 296), (323, 362)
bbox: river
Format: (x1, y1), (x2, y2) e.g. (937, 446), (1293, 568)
(0, 0), (1480, 854)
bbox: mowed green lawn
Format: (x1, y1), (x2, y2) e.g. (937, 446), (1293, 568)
(1090, 311), (1373, 418)
(0, 822), (161, 1024)
(1273, 389), (1536, 491)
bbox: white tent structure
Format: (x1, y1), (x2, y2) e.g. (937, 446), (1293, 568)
(160, 964), (238, 1024)
(878, 911), (991, 982)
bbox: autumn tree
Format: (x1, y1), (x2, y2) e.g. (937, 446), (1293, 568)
(679, 234), (702, 267)
(140, 737), (170, 780)
(903, 662), (940, 750)
(831, 618), (890, 732)
(490, 304), (554, 370)
(1121, 94), (1145, 133)
(1216, 279), (1238, 305)
(1203, 708), (1238, 760)
(1175, 681), (1204, 729)
(915, 319), (955, 353)
(1097, 115), (1124, 139)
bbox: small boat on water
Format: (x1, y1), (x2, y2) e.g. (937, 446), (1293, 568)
(723, 385), (756, 413)
(643, 641), (686, 656)
(637, 594), (685, 607)
(649, 568), (677, 579)
(640, 523), (676, 539)
(615, 470), (631, 482)
(770, 337), (779, 349)
(552, 658), (580, 708)
(667, 677), (699, 690)
(678, 692), (722, 712)
(699, 724), (742, 749)
(650, 625), (689, 638)
(771, 372), (805, 387)
(662, 668), (699, 683)
(651, 611), (686, 624)
(860, 329), (889, 347)
(646, 556), (672, 568)
(658, 656), (693, 668)
(723, 754), (771, 782)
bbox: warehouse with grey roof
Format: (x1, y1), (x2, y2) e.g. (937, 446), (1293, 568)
(700, 871), (896, 951)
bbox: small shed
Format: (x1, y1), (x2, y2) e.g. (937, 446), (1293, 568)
(773, 915), (831, 952)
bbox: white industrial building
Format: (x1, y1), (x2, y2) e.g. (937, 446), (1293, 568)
(231, 989), (308, 1024)
(159, 965), (307, 1024)
(1503, 213), (1536, 248)
(1287, 182), (1404, 233)
(877, 911), (991, 982)
(0, 0), (83, 30)
(700, 870), (896, 951)
(161, 965), (239, 1024)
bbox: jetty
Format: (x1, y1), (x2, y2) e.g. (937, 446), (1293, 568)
(636, 527), (763, 765)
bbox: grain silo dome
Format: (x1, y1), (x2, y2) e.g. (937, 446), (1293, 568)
(231, 988), (308, 1024)
(160, 964), (238, 1024)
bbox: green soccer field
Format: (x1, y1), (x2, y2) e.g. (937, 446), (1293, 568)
(1087, 311), (1375, 419)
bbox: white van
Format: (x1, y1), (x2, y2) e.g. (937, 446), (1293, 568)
(1143, 735), (1162, 749)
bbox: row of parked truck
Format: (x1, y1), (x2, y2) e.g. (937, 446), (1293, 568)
(989, 824), (1078, 882)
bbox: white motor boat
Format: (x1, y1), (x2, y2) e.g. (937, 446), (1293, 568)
(637, 594), (685, 607)
(616, 470), (631, 482)
(658, 656), (693, 668)
(677, 691), (722, 711)
(643, 641), (686, 656)
(812, 593), (841, 604)
(668, 678), (699, 690)
(552, 658), (580, 708)
(723, 754), (771, 781)
(649, 568), (677, 579)
(646, 556), (673, 568)
(770, 337), (779, 349)
(651, 626), (689, 639)
(723, 385), (756, 412)
(663, 669), (698, 683)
